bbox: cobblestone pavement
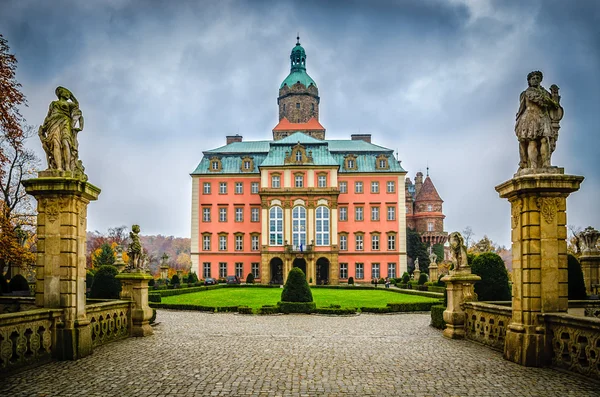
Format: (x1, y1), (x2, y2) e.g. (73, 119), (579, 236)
(2, 311), (599, 396)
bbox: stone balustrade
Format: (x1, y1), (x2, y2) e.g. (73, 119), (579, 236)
(86, 301), (132, 348)
(0, 308), (62, 374)
(543, 313), (600, 379)
(463, 302), (512, 351)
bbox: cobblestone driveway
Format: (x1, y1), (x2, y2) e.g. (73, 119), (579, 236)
(2, 310), (599, 396)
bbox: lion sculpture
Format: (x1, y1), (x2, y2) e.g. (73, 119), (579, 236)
(449, 232), (469, 272)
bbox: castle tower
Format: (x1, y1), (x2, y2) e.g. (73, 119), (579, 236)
(274, 36), (325, 140)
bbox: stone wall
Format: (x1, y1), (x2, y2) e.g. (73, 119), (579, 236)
(464, 302), (512, 351)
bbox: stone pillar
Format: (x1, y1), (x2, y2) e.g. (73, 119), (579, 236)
(413, 269), (421, 282)
(441, 271), (481, 339)
(580, 255), (600, 296)
(22, 173), (100, 360)
(496, 173), (583, 366)
(116, 270), (154, 337)
(429, 263), (438, 282)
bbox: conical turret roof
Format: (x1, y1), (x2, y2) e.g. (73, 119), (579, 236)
(415, 176), (443, 202)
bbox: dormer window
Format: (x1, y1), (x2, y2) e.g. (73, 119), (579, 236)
(376, 154), (390, 170)
(209, 157), (222, 172)
(344, 154), (358, 171)
(285, 143), (313, 165)
(296, 151), (302, 162)
(240, 156), (254, 173)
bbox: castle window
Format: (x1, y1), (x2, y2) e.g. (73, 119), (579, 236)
(202, 207), (211, 222)
(388, 263), (396, 279)
(340, 182), (347, 193)
(209, 157), (222, 172)
(315, 206), (330, 246)
(311, 103), (315, 111)
(355, 263), (364, 279)
(339, 207), (348, 221)
(340, 234), (348, 251)
(387, 234), (396, 250)
(296, 150), (302, 162)
(344, 154), (358, 171)
(292, 206), (307, 250)
(387, 206), (396, 221)
(203, 182), (211, 194)
(235, 234), (243, 251)
(203, 263), (211, 278)
(347, 159), (355, 169)
(371, 181), (379, 193)
(219, 262), (227, 277)
(317, 174), (327, 188)
(235, 182), (243, 194)
(428, 222), (434, 232)
(355, 206), (364, 221)
(283, 104), (286, 112)
(371, 234), (380, 251)
(379, 159), (387, 168)
(371, 206), (380, 221)
(272, 175), (281, 188)
(269, 206), (283, 246)
(355, 182), (363, 193)
(295, 174), (304, 188)
(376, 154), (390, 170)
(371, 263), (380, 278)
(340, 263), (348, 279)
(251, 182), (259, 194)
(428, 204), (433, 212)
(296, 103), (300, 109)
(251, 235), (260, 251)
(387, 181), (395, 193)
(219, 182), (227, 194)
(244, 161), (251, 170)
(355, 234), (364, 251)
(219, 235), (227, 251)
(203, 234), (211, 251)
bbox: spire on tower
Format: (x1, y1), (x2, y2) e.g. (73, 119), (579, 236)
(297, 34), (300, 45)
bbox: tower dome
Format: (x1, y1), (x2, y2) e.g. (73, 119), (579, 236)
(280, 36), (317, 89)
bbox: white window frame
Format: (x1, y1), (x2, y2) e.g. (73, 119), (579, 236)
(371, 181), (379, 193)
(202, 207), (210, 222)
(251, 235), (259, 251)
(251, 182), (259, 194)
(219, 235), (227, 251)
(340, 182), (347, 193)
(292, 206), (307, 250)
(371, 206), (379, 221)
(251, 263), (260, 278)
(235, 235), (243, 251)
(356, 235), (364, 251)
(318, 175), (327, 188)
(235, 207), (243, 222)
(387, 181), (395, 193)
(295, 175), (304, 188)
(203, 235), (210, 251)
(355, 206), (363, 221)
(269, 206), (283, 246)
(387, 206), (396, 221)
(388, 263), (396, 279)
(372, 234), (380, 250)
(315, 206), (330, 246)
(235, 182), (243, 194)
(340, 263), (348, 279)
(340, 235), (347, 251)
(339, 207), (347, 221)
(219, 182), (227, 194)
(219, 262), (227, 278)
(203, 182), (211, 194)
(388, 234), (396, 251)
(272, 175), (281, 188)
(356, 263), (364, 279)
(372, 263), (380, 279)
(251, 208), (259, 222)
(355, 181), (363, 193)
(203, 262), (211, 279)
(235, 263), (243, 278)
(219, 207), (227, 222)
(428, 222), (434, 232)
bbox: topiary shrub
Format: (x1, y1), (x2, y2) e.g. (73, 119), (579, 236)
(246, 272), (255, 284)
(568, 254), (587, 299)
(430, 305), (446, 329)
(238, 306), (253, 314)
(90, 265), (121, 299)
(148, 278), (155, 287)
(258, 305), (279, 315)
(187, 272), (198, 284)
(277, 301), (316, 314)
(418, 273), (428, 285)
(471, 252), (511, 301)
(281, 267), (313, 303)
(171, 274), (180, 286)
(401, 272), (410, 284)
(9, 274), (29, 292)
(0, 273), (9, 294)
(348, 276), (354, 285)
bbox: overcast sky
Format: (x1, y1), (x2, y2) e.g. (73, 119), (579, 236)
(1, 0), (598, 247)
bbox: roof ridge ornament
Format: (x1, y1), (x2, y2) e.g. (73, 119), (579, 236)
(297, 34), (300, 45)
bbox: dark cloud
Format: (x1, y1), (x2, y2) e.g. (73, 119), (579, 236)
(0, 0), (598, 245)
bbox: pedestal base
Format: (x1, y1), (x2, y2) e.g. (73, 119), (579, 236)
(441, 272), (481, 339)
(54, 320), (92, 360)
(504, 324), (548, 367)
(116, 270), (154, 337)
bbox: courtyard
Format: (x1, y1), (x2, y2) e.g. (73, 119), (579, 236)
(1, 310), (598, 397)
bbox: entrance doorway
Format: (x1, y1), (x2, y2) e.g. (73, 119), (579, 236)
(292, 257), (307, 277)
(316, 257), (330, 285)
(270, 257), (283, 285)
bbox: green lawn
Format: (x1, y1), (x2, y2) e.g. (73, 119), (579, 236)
(161, 288), (438, 309)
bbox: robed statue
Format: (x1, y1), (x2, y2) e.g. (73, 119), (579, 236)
(515, 71), (563, 173)
(38, 86), (86, 178)
(128, 224), (143, 270)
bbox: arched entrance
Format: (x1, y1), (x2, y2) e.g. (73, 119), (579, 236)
(292, 257), (307, 277)
(316, 257), (330, 285)
(270, 257), (283, 285)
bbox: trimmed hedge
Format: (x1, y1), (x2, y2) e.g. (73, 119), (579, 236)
(149, 308), (157, 324)
(258, 305), (279, 315)
(149, 293), (162, 303)
(281, 267), (313, 302)
(427, 286), (446, 294)
(313, 307), (357, 315)
(387, 301), (439, 312)
(471, 252), (511, 301)
(277, 301), (316, 313)
(430, 305), (446, 329)
(90, 265), (121, 299)
(149, 303), (239, 312)
(568, 254), (587, 299)
(238, 306), (253, 314)
(360, 306), (390, 313)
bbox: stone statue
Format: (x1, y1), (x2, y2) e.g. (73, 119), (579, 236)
(127, 224), (143, 270)
(577, 227), (600, 255)
(38, 87), (86, 178)
(429, 251), (438, 264)
(449, 231), (469, 272)
(414, 258), (420, 271)
(515, 71), (563, 173)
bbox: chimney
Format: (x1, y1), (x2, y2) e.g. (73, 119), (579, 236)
(351, 134), (371, 143)
(226, 134), (243, 145)
(415, 172), (423, 197)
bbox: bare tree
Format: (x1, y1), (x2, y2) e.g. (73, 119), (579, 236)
(462, 226), (475, 248)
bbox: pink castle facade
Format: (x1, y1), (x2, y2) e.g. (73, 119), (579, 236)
(190, 39), (408, 284)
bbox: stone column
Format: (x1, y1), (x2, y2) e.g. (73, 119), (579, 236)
(116, 270), (154, 337)
(441, 270), (481, 339)
(413, 269), (421, 282)
(496, 173), (583, 366)
(578, 227), (600, 296)
(22, 173), (100, 360)
(429, 263), (438, 282)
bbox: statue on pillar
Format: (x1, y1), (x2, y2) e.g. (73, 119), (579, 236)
(414, 258), (420, 271)
(429, 251), (438, 264)
(449, 232), (469, 272)
(127, 224), (143, 270)
(515, 71), (563, 174)
(38, 86), (87, 179)
(578, 227), (600, 255)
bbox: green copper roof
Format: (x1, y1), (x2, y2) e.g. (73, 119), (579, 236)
(327, 140), (393, 152)
(273, 132), (325, 145)
(204, 141), (270, 154)
(261, 144), (338, 167)
(280, 37), (317, 89)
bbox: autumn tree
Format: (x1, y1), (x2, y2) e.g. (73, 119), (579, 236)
(92, 243), (115, 269)
(0, 35), (38, 276)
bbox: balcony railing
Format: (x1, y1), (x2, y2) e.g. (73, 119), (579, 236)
(285, 244), (314, 253)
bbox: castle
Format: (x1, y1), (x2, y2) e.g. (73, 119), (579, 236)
(190, 38), (446, 284)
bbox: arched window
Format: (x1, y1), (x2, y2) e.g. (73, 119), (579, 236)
(315, 206), (330, 246)
(269, 206), (283, 246)
(292, 206), (306, 250)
